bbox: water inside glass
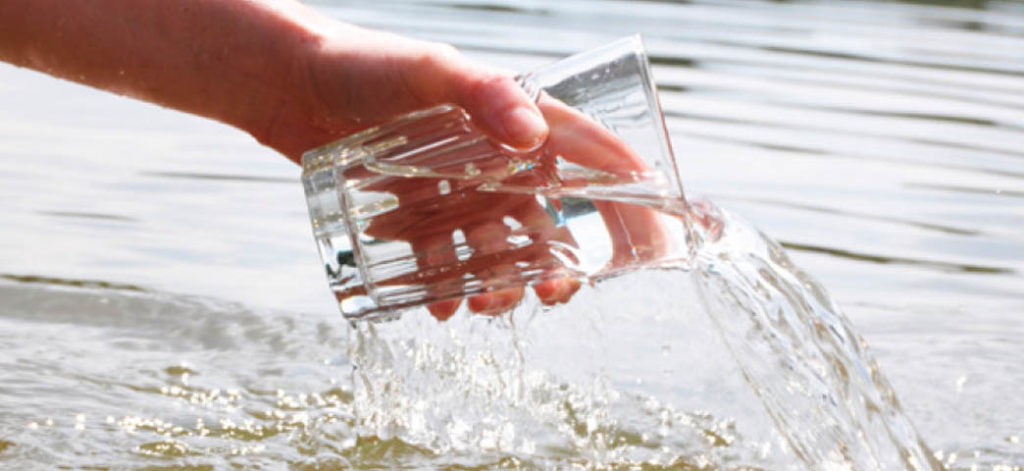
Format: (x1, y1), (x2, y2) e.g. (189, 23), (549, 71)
(302, 35), (695, 319)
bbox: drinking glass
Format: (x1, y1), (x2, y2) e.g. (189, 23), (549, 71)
(301, 35), (693, 320)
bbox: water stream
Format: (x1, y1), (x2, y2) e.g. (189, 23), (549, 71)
(691, 200), (940, 470)
(343, 197), (943, 469)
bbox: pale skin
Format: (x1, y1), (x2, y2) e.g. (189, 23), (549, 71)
(0, 0), (667, 319)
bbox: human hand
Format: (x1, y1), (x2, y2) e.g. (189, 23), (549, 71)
(272, 27), (596, 319)
(255, 24), (549, 162)
(340, 94), (670, 320)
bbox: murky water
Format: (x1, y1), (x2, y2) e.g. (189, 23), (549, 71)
(1, 0), (1022, 469)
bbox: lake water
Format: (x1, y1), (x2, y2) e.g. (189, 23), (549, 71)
(1, 0), (1022, 469)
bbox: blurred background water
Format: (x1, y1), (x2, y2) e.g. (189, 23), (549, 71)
(0, 0), (1022, 469)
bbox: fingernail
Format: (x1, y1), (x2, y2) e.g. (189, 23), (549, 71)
(467, 294), (496, 313)
(428, 299), (461, 321)
(499, 107), (547, 149)
(468, 288), (522, 315)
(534, 279), (562, 305)
(559, 279), (582, 303)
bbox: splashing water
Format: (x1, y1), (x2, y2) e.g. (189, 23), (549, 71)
(347, 197), (943, 470)
(690, 200), (942, 470)
(0, 198), (941, 469)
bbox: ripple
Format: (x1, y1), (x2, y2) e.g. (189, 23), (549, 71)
(780, 241), (1015, 275)
(907, 182), (1024, 199)
(141, 171), (295, 184)
(36, 211), (139, 223)
(720, 195), (984, 236)
(0, 274), (146, 292)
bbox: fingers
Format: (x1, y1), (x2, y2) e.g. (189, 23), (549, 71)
(369, 188), (578, 319)
(506, 197), (582, 306)
(363, 180), (465, 321)
(462, 219), (525, 315)
(455, 73), (548, 151)
(537, 95), (648, 175)
(593, 200), (671, 267)
(409, 234), (463, 321)
(536, 95), (672, 270)
(467, 287), (525, 315)
(532, 278), (581, 305)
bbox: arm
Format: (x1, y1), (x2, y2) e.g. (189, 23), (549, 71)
(0, 1), (663, 319)
(0, 0), (548, 161)
(0, 0), (557, 318)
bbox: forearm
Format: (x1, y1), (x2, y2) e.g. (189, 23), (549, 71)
(0, 0), (547, 162)
(0, 0), (325, 143)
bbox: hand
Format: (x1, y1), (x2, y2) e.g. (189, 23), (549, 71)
(347, 94), (670, 320)
(256, 24), (550, 163)
(270, 26), (587, 319)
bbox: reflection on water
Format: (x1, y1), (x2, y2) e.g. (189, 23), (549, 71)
(0, 277), (769, 469)
(0, 274), (146, 292)
(0, 282), (355, 469)
(141, 171), (297, 184)
(1, 0), (1023, 469)
(779, 241), (1015, 275)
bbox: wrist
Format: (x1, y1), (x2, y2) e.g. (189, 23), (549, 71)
(214, 5), (328, 152)
(241, 21), (418, 160)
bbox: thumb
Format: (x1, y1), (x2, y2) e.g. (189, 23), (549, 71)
(452, 70), (549, 150)
(412, 45), (548, 150)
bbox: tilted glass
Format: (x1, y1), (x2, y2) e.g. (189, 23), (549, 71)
(301, 35), (692, 320)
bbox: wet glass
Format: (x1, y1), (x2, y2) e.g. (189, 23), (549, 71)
(301, 35), (696, 320)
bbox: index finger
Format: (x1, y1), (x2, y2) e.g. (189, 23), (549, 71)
(536, 95), (649, 176)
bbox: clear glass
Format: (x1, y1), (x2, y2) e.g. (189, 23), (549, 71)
(301, 35), (694, 320)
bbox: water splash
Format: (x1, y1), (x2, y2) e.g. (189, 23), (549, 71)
(689, 200), (941, 470)
(347, 310), (776, 469)
(347, 198), (943, 470)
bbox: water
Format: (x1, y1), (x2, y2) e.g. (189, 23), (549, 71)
(1, 0), (1022, 469)
(334, 194), (940, 469)
(691, 201), (940, 469)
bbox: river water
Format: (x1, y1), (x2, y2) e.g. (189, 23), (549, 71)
(1, 0), (1022, 469)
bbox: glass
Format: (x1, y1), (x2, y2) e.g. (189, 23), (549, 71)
(301, 35), (694, 320)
